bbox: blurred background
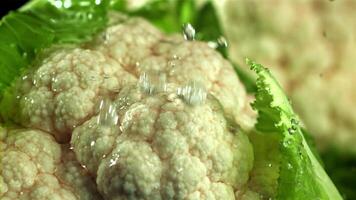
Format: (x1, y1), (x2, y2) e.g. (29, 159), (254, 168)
(216, 1), (356, 199)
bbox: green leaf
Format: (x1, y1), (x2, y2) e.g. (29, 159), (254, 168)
(232, 62), (256, 93)
(248, 131), (281, 198)
(194, 1), (227, 58)
(0, 0), (108, 93)
(248, 58), (342, 200)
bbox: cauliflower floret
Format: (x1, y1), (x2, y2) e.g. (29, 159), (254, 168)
(0, 128), (102, 199)
(97, 17), (255, 129)
(71, 85), (254, 200)
(1, 17), (255, 144)
(1, 48), (136, 143)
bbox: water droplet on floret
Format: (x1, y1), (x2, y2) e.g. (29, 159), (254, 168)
(109, 156), (119, 167)
(182, 23), (196, 41)
(97, 98), (119, 127)
(177, 81), (207, 106)
(138, 71), (167, 94)
(217, 36), (228, 48)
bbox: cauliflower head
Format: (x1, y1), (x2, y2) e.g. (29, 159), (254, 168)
(1, 16), (260, 200)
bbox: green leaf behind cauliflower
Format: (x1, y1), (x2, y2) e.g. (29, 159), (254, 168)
(248, 59), (342, 200)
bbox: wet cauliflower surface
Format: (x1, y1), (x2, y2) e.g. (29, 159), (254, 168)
(1, 17), (259, 199)
(72, 85), (254, 199)
(0, 128), (101, 200)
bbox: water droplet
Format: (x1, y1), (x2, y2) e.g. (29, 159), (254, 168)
(22, 75), (28, 80)
(291, 118), (299, 126)
(288, 127), (296, 134)
(267, 163), (272, 167)
(81, 164), (87, 169)
(63, 0), (72, 8)
(182, 23), (195, 41)
(51, 77), (58, 83)
(207, 41), (218, 49)
(69, 146), (74, 150)
(282, 139), (292, 147)
(208, 36), (228, 49)
(138, 71), (167, 94)
(52, 0), (63, 8)
(97, 98), (119, 127)
(177, 81), (207, 106)
(109, 156), (119, 167)
(168, 61), (176, 67)
(177, 168), (183, 173)
(287, 163), (293, 169)
(216, 36), (228, 48)
(90, 141), (96, 147)
(95, 0), (102, 5)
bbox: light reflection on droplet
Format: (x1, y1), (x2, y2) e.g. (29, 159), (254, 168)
(97, 98), (119, 127)
(208, 36), (228, 49)
(109, 156), (119, 167)
(182, 23), (195, 41)
(63, 0), (72, 8)
(52, 0), (63, 8)
(138, 71), (167, 94)
(217, 36), (228, 48)
(177, 81), (207, 106)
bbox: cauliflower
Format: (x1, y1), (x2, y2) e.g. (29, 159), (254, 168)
(1, 48), (136, 143)
(71, 84), (255, 199)
(0, 4), (341, 199)
(1, 17), (255, 143)
(220, 0), (356, 152)
(0, 127), (101, 200)
(0, 17), (258, 199)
